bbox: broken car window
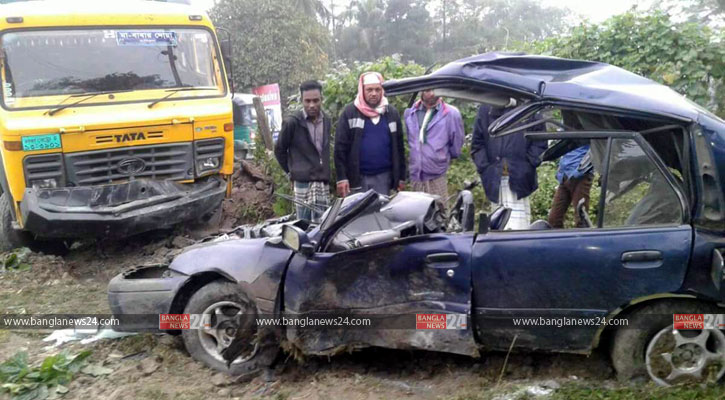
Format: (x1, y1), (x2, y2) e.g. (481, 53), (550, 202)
(602, 138), (683, 227)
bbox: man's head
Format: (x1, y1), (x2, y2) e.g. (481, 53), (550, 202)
(420, 89), (439, 108)
(299, 80), (322, 119)
(361, 72), (384, 108)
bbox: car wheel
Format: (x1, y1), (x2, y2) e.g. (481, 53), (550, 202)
(181, 281), (279, 377)
(611, 299), (725, 385)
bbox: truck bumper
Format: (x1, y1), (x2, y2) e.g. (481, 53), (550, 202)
(108, 264), (190, 332)
(20, 176), (226, 238)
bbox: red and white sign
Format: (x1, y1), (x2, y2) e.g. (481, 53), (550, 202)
(252, 83), (283, 140)
(160, 314), (190, 330)
(416, 314), (467, 330)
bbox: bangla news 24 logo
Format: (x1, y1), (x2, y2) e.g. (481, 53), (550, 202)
(673, 314), (725, 330)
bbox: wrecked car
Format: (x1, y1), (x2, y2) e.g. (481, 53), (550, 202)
(109, 52), (725, 386)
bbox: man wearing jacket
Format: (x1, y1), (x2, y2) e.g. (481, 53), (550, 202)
(274, 80), (331, 222)
(471, 104), (547, 229)
(334, 72), (406, 197)
(404, 90), (464, 209)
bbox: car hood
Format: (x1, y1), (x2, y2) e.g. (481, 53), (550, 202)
(169, 237), (293, 285)
(383, 52), (722, 124)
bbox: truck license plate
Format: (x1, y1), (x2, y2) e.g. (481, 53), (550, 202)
(21, 134), (61, 151)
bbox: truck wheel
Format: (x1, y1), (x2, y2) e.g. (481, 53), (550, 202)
(0, 193), (33, 252)
(181, 281), (279, 377)
(611, 300), (725, 385)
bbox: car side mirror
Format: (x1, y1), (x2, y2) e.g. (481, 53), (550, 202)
(478, 213), (489, 234)
(282, 224), (314, 257)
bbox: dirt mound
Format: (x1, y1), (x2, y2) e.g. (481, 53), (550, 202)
(221, 160), (276, 230)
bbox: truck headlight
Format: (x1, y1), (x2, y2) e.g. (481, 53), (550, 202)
(30, 178), (59, 189)
(196, 157), (220, 175)
(194, 138), (224, 177)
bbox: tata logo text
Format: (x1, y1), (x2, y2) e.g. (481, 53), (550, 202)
(114, 132), (146, 143)
(117, 158), (146, 176)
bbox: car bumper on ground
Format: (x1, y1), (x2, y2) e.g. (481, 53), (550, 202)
(108, 264), (190, 332)
(19, 176), (226, 238)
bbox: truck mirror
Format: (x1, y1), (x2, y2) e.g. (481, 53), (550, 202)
(218, 36), (234, 91)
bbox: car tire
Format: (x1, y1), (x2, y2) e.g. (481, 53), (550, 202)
(0, 193), (34, 252)
(611, 299), (723, 384)
(181, 280), (279, 377)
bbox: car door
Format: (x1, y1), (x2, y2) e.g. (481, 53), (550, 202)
(471, 132), (692, 352)
(283, 198), (478, 356)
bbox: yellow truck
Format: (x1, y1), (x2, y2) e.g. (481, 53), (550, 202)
(0, 1), (234, 250)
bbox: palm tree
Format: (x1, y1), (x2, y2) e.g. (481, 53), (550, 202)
(294, 0), (331, 22)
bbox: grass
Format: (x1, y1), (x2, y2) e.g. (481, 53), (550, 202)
(442, 382), (725, 400)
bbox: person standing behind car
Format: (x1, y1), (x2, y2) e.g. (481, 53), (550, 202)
(404, 90), (464, 210)
(334, 72), (406, 197)
(274, 80), (331, 222)
(471, 104), (547, 230)
(547, 145), (594, 228)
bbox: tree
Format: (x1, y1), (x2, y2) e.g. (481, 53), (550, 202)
(337, 0), (387, 62)
(655, 0), (725, 25)
(432, 0), (569, 62)
(209, 0), (331, 99)
(528, 11), (725, 118)
(381, 0), (434, 65)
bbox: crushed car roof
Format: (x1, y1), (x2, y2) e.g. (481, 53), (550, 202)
(383, 52), (724, 125)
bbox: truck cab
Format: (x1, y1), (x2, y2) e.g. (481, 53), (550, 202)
(0, 0), (234, 250)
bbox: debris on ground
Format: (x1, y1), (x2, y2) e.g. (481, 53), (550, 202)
(221, 161), (275, 230)
(43, 328), (137, 349)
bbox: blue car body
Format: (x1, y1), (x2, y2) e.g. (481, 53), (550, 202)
(109, 52), (725, 363)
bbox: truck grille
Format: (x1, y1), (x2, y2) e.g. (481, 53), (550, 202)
(195, 138), (224, 159)
(23, 153), (64, 187)
(65, 143), (193, 186)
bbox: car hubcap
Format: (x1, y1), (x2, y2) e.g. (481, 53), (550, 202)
(646, 325), (725, 386)
(198, 300), (258, 364)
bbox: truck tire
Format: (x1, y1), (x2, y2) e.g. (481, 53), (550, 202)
(181, 281), (279, 377)
(611, 299), (724, 385)
(0, 193), (33, 252)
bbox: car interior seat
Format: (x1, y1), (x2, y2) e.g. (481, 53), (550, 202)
(489, 206), (512, 231)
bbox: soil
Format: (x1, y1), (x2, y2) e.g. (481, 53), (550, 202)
(0, 162), (706, 399)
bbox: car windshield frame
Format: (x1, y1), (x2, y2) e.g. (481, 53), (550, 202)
(0, 25), (227, 111)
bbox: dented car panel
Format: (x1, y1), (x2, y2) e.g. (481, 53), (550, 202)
(283, 233), (478, 356)
(167, 238), (294, 313)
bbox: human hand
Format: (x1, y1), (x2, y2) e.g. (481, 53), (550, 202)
(337, 181), (350, 197)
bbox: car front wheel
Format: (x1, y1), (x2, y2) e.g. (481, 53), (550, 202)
(181, 280), (279, 377)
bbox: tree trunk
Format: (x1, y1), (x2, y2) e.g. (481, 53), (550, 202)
(253, 96), (274, 151)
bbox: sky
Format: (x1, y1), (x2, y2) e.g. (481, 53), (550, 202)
(191, 0), (656, 24)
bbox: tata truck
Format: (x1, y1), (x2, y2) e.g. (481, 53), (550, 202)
(0, 0), (235, 250)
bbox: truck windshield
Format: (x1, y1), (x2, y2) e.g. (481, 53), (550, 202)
(1, 28), (223, 108)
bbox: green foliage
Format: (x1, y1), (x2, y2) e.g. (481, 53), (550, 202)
(437, 0), (568, 61)
(252, 136), (293, 216)
(209, 0), (331, 99)
(2, 248), (31, 272)
(550, 382), (725, 400)
(0, 350), (91, 400)
(526, 11), (725, 118)
(336, 0), (434, 64)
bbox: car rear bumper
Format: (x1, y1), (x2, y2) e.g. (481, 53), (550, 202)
(19, 176), (226, 238)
